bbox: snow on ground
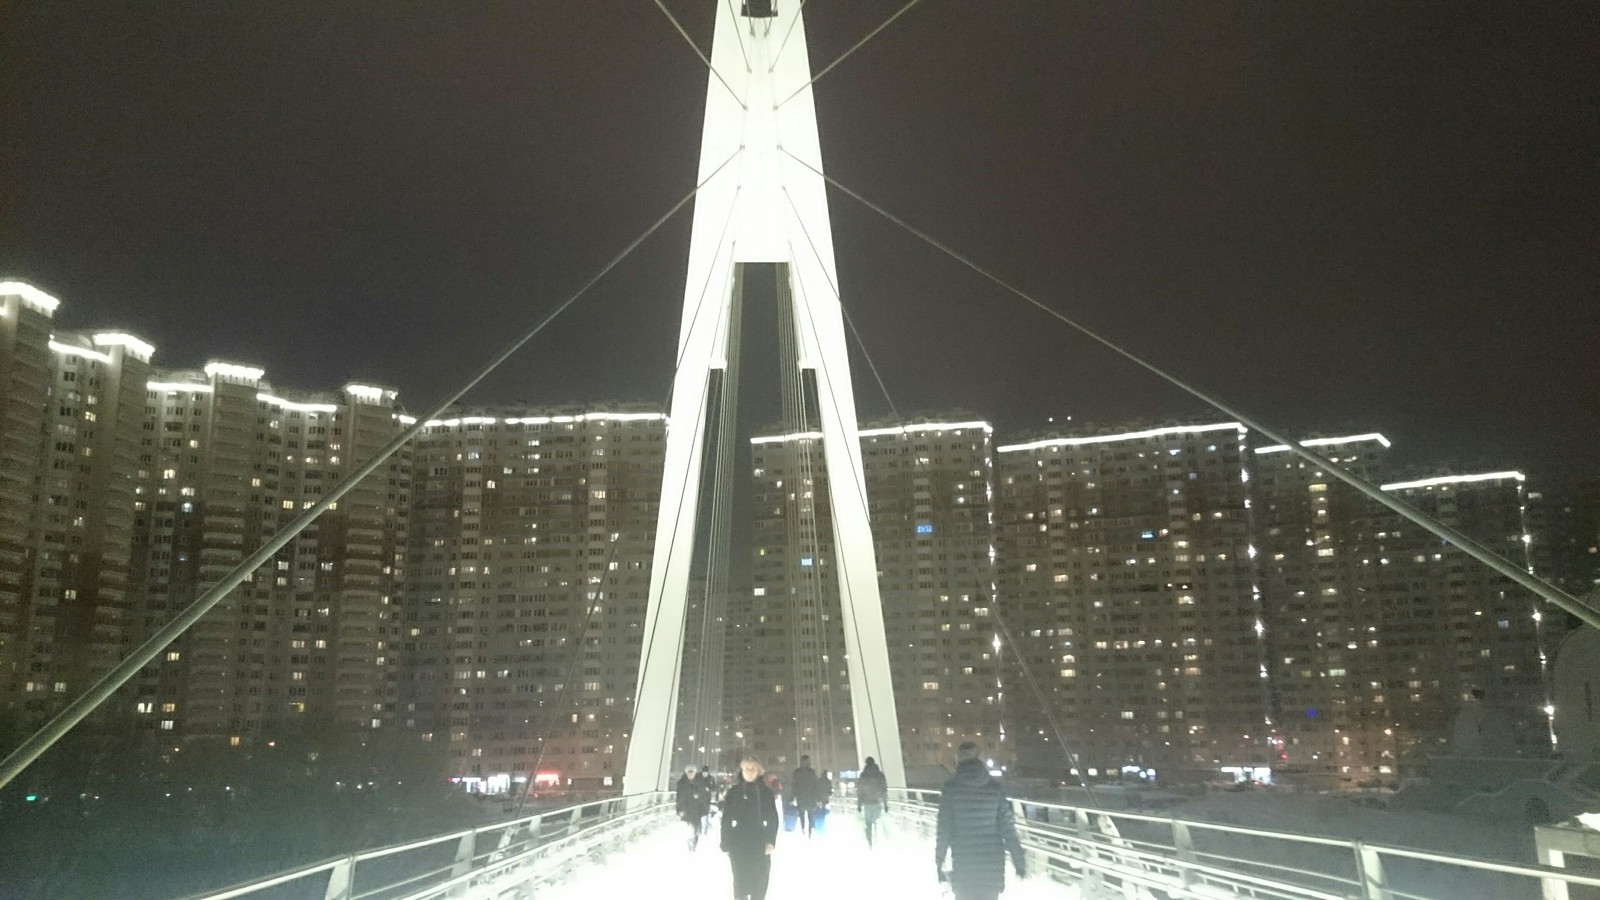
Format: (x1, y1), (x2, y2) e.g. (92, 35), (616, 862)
(538, 813), (1076, 900)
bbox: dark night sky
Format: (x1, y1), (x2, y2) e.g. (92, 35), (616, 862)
(3, 2), (1596, 486)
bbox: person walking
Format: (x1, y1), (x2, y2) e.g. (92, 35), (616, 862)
(856, 756), (888, 846)
(676, 765), (704, 849)
(935, 742), (1025, 900)
(790, 755), (821, 836)
(697, 765), (716, 837)
(722, 756), (780, 900)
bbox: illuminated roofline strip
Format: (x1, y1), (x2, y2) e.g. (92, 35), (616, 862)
(257, 393), (338, 414)
(754, 421), (994, 446)
(148, 381), (214, 393)
(204, 362), (265, 381)
(858, 421), (993, 438)
(49, 340), (113, 364)
(997, 422), (1244, 454)
(1255, 433), (1391, 454)
(751, 431), (825, 446)
(0, 280), (61, 314)
(422, 412), (667, 428)
(1381, 471), (1526, 491)
(92, 332), (156, 359)
(344, 384), (393, 403)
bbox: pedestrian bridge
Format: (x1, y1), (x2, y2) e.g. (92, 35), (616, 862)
(187, 790), (1598, 900)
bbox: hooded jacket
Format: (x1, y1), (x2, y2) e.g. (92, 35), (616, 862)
(857, 762), (888, 806)
(934, 758), (1025, 895)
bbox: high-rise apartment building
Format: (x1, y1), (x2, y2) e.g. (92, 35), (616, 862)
(127, 365), (411, 745)
(1258, 456), (1550, 784)
(0, 279), (1575, 794)
(996, 422), (1553, 787)
(0, 281), (158, 739)
(0, 282), (58, 737)
(861, 421), (1003, 773)
(28, 331), (153, 726)
(995, 423), (1268, 782)
(1254, 434), (1397, 783)
(1372, 472), (1551, 762)
(730, 420), (1001, 780)
(401, 409), (664, 792)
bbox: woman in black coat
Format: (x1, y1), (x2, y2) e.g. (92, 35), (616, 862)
(720, 756), (779, 900)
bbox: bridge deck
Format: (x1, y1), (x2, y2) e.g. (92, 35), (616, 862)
(533, 814), (1074, 900)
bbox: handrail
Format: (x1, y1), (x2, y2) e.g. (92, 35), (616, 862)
(889, 788), (1600, 900)
(183, 791), (674, 900)
(186, 787), (1600, 900)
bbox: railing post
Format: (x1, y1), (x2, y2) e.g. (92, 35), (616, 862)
(1073, 808), (1108, 899)
(512, 815), (546, 900)
(1353, 840), (1392, 900)
(1011, 799), (1035, 880)
(1171, 818), (1197, 888)
(489, 824), (514, 864)
(322, 854), (356, 900)
(1536, 833), (1571, 900)
(567, 805), (583, 839)
(447, 828), (478, 899)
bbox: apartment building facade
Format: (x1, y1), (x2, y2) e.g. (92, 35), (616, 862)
(128, 364), (411, 745)
(729, 420), (1002, 781)
(995, 423), (1267, 782)
(400, 409), (665, 792)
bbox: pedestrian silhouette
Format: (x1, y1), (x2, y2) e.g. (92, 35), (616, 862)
(856, 756), (888, 846)
(722, 756), (779, 900)
(935, 742), (1025, 900)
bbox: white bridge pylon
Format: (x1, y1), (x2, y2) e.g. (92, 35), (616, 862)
(623, 1), (906, 792)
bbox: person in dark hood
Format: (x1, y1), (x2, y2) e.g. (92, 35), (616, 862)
(856, 756), (889, 846)
(790, 754), (821, 836)
(721, 755), (780, 900)
(935, 742), (1025, 900)
(675, 765), (704, 849)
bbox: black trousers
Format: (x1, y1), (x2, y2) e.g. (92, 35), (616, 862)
(729, 850), (771, 900)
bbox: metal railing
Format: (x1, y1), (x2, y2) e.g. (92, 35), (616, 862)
(182, 786), (1600, 900)
(890, 788), (1600, 900)
(185, 792), (674, 900)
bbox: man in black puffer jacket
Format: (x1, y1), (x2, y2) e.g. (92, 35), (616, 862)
(935, 742), (1025, 900)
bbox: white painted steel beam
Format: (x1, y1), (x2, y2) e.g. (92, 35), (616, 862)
(624, 1), (905, 793)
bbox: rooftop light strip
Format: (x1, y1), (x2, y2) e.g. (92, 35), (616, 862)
(49, 340), (113, 363)
(422, 412), (667, 428)
(203, 362), (265, 381)
(147, 381), (214, 393)
(858, 421), (993, 438)
(0, 280), (61, 313)
(997, 422), (1245, 454)
(1381, 472), (1526, 491)
(1255, 433), (1391, 454)
(91, 332), (156, 359)
(344, 384), (391, 403)
(257, 393), (338, 414)
(751, 431), (825, 445)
